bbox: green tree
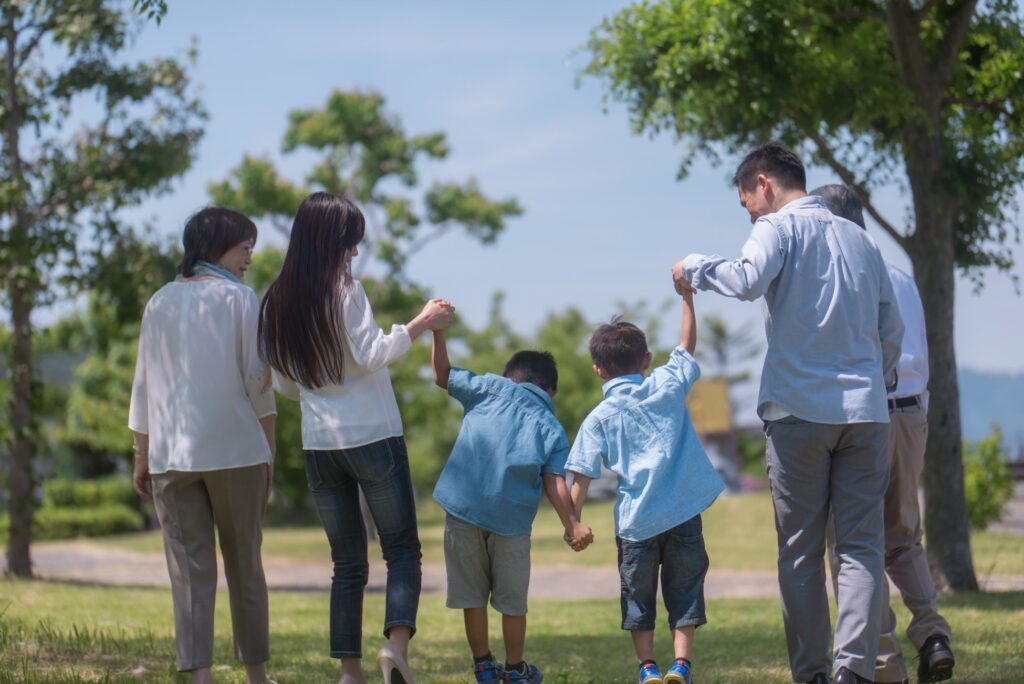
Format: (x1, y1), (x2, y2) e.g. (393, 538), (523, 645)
(209, 88), (522, 280)
(584, 0), (1024, 590)
(0, 1), (204, 577)
(699, 314), (761, 385)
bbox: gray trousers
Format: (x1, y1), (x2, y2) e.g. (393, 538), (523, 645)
(152, 463), (271, 671)
(765, 417), (889, 682)
(827, 402), (952, 682)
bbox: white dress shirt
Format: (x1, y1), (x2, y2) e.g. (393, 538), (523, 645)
(681, 195), (904, 424)
(129, 279), (276, 474)
(273, 279), (412, 450)
(886, 263), (929, 404)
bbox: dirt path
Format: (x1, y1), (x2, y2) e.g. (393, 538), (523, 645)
(8, 541), (1024, 597)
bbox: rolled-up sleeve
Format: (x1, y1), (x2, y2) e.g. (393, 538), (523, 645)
(447, 367), (489, 410)
(240, 290), (276, 418)
(682, 219), (786, 301)
(342, 280), (412, 372)
(128, 325), (149, 434)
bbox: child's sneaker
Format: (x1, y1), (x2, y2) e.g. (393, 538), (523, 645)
(638, 661), (663, 684)
(664, 658), (692, 684)
(474, 659), (504, 682)
(502, 662), (542, 683)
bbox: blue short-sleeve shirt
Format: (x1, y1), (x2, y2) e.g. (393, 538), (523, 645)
(432, 368), (569, 536)
(566, 347), (725, 542)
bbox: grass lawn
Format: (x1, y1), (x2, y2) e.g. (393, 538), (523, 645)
(84, 492), (1024, 576)
(1, 580), (1022, 683)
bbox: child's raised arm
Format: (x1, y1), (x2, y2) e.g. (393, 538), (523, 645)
(678, 286), (697, 355)
(543, 473), (593, 551)
(431, 330), (451, 389)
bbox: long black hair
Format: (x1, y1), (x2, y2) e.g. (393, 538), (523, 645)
(259, 192), (365, 388)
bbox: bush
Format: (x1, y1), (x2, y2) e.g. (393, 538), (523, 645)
(0, 503), (144, 543)
(963, 427), (1015, 531)
(43, 476), (136, 508)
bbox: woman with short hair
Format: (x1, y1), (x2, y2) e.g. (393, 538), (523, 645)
(261, 191), (454, 684)
(129, 207), (277, 684)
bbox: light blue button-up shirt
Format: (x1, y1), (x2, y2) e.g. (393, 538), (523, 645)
(433, 368), (569, 537)
(565, 348), (725, 542)
(681, 195), (904, 424)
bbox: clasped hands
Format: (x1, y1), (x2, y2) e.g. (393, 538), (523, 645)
(671, 260), (696, 296)
(563, 522), (594, 553)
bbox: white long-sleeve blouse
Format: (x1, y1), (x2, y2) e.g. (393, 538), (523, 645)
(272, 279), (411, 450)
(128, 279), (276, 474)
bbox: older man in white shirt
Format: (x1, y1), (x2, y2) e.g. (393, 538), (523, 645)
(813, 184), (955, 684)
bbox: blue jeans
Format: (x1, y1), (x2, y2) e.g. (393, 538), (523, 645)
(306, 436), (422, 658)
(616, 515), (709, 632)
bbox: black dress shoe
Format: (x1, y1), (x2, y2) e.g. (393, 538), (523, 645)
(918, 634), (955, 682)
(835, 667), (872, 683)
(805, 674), (832, 684)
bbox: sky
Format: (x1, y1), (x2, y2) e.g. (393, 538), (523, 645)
(112, 0), (1023, 417)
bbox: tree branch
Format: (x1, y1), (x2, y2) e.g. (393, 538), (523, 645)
(808, 131), (908, 248)
(16, 18), (58, 69)
(932, 0), (978, 94)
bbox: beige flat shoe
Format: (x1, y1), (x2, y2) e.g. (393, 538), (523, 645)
(377, 643), (416, 684)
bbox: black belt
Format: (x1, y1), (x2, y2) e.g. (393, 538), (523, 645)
(888, 395), (920, 411)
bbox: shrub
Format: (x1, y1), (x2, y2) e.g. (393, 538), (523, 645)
(963, 427), (1015, 531)
(0, 503), (144, 543)
(43, 476), (136, 508)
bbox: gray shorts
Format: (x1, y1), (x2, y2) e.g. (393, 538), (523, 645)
(443, 513), (531, 616)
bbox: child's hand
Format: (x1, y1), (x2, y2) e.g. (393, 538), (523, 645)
(564, 524), (594, 552)
(671, 260), (696, 296)
(422, 298), (456, 330)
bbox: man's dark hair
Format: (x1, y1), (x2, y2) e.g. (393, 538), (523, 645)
(503, 350), (558, 393)
(589, 319), (648, 378)
(732, 140), (807, 193)
(810, 184), (866, 229)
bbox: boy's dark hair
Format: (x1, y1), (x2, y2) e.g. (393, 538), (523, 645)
(179, 207), (258, 277)
(732, 140), (806, 193)
(589, 319), (649, 378)
(503, 350), (558, 393)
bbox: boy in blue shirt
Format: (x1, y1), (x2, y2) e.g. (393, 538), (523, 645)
(566, 283), (724, 684)
(431, 330), (592, 684)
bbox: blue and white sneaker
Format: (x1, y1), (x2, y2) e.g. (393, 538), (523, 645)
(639, 661), (664, 684)
(474, 659), (503, 682)
(502, 662), (542, 683)
(664, 658), (692, 684)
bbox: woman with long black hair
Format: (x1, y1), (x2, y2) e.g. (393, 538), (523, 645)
(261, 192), (453, 684)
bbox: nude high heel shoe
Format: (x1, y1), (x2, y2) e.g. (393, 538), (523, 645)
(377, 643), (416, 684)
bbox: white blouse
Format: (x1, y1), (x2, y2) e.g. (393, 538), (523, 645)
(272, 279), (411, 450)
(129, 279), (276, 474)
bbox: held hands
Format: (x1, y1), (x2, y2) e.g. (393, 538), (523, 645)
(671, 260), (696, 297)
(563, 522), (594, 552)
(421, 298), (456, 331)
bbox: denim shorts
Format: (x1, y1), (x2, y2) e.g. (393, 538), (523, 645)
(616, 514), (709, 631)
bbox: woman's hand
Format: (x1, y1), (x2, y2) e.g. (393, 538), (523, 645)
(133, 456), (153, 501)
(265, 462), (274, 504)
(422, 298), (456, 330)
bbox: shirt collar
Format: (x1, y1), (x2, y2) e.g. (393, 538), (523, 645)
(780, 194), (824, 212)
(519, 382), (555, 412)
(602, 373), (643, 398)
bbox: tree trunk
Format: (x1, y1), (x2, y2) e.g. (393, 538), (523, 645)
(6, 287), (34, 578)
(3, 14), (34, 578)
(910, 221), (979, 592)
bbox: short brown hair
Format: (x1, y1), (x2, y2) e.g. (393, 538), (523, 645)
(589, 320), (648, 378)
(732, 140), (806, 193)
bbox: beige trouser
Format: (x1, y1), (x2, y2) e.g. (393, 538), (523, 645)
(828, 401), (953, 683)
(152, 463), (270, 671)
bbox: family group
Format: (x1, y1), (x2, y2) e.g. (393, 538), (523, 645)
(128, 141), (955, 684)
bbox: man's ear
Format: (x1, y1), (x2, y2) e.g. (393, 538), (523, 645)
(592, 364), (610, 380)
(641, 352), (653, 372)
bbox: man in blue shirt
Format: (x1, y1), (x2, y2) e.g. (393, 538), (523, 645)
(566, 284), (725, 684)
(673, 141), (904, 684)
(431, 331), (592, 684)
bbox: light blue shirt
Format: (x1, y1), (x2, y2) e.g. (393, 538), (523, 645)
(681, 195), (904, 425)
(565, 348), (725, 542)
(432, 368), (569, 537)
